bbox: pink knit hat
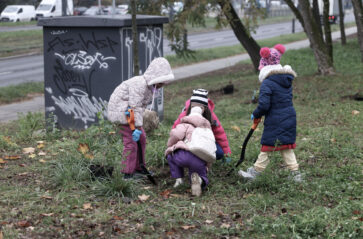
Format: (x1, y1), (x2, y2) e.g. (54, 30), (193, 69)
(258, 44), (286, 70)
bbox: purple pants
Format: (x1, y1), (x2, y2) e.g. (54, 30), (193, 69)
(167, 150), (209, 187)
(119, 125), (146, 174)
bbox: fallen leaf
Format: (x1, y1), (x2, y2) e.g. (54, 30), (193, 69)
(330, 138), (337, 143)
(18, 164), (26, 167)
(17, 220), (31, 228)
(4, 155), (21, 160)
(29, 154), (36, 159)
(0, 159), (6, 164)
(99, 232), (105, 236)
(37, 143), (45, 149)
(41, 195), (53, 200)
(84, 153), (94, 160)
(38, 151), (46, 156)
(83, 203), (93, 210)
(18, 172), (29, 176)
(113, 216), (124, 220)
(205, 220), (213, 224)
(143, 186), (151, 190)
(39, 159), (46, 163)
(220, 223), (230, 229)
(22, 147), (35, 154)
(27, 226), (35, 231)
(77, 143), (90, 154)
(40, 213), (54, 217)
(108, 131), (116, 135)
(181, 225), (195, 230)
(138, 194), (150, 202)
(170, 194), (183, 198)
(352, 110), (360, 115)
(160, 189), (172, 199)
(353, 210), (360, 215)
(231, 125), (241, 132)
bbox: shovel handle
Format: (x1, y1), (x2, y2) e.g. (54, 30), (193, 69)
(127, 108), (135, 131)
(252, 118), (261, 130)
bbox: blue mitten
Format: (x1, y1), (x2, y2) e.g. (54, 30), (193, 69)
(132, 129), (142, 142)
(251, 114), (254, 120)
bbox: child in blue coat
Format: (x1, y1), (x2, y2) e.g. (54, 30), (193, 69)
(239, 44), (302, 182)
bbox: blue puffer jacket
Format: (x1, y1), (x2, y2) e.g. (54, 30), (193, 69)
(253, 65), (297, 146)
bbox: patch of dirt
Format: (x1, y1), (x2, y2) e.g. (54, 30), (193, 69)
(341, 92), (363, 101)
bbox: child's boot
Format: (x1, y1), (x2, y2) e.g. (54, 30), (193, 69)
(238, 167), (260, 180)
(289, 170), (303, 183)
(191, 172), (202, 197)
(173, 178), (183, 188)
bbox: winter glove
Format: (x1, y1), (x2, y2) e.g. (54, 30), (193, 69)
(251, 114), (254, 120)
(125, 107), (131, 117)
(132, 129), (142, 142)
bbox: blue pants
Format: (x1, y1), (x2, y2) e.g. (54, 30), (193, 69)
(216, 143), (224, 160)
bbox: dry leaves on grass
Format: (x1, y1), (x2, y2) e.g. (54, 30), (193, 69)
(38, 151), (46, 156)
(220, 223), (231, 229)
(22, 147), (35, 154)
(160, 189), (172, 199)
(17, 220), (31, 228)
(181, 225), (196, 230)
(205, 220), (213, 224)
(39, 159), (46, 163)
(0, 158), (6, 164)
(36, 141), (45, 149)
(83, 203), (93, 210)
(138, 194), (150, 202)
(77, 143), (94, 159)
(41, 195), (53, 200)
(4, 155), (21, 160)
(352, 110), (360, 115)
(231, 125), (241, 132)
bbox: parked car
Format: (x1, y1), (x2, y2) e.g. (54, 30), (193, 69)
(36, 0), (73, 19)
(74, 6), (87, 16)
(117, 4), (128, 15)
(83, 6), (103, 16)
(0, 5), (36, 22)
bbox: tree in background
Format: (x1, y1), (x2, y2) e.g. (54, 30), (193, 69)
(322, 0), (333, 61)
(284, 0), (334, 74)
(338, 0), (346, 45)
(131, 0), (139, 76)
(351, 0), (363, 62)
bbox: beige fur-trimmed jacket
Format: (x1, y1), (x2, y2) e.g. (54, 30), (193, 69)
(107, 57), (175, 127)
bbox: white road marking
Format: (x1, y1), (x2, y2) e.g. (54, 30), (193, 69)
(0, 71), (12, 76)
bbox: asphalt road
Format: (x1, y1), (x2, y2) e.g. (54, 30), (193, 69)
(0, 12), (355, 87)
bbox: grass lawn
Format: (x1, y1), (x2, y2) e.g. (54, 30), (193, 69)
(0, 30), (43, 58)
(0, 39), (362, 238)
(0, 82), (43, 105)
(0, 20), (37, 27)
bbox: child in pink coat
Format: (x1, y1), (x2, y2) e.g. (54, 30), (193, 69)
(172, 89), (231, 161)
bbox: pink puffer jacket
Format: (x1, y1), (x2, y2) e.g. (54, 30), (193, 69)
(172, 99), (231, 155)
(165, 114), (213, 156)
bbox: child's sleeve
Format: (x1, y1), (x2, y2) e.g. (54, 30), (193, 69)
(253, 82), (272, 119)
(211, 113), (232, 155)
(167, 124), (187, 147)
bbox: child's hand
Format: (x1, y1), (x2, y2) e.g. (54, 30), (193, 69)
(251, 114), (254, 120)
(132, 129), (142, 141)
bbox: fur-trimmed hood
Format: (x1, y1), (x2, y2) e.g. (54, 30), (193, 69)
(259, 64), (297, 83)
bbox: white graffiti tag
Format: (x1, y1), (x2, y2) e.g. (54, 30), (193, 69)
(50, 88), (108, 126)
(55, 50), (116, 70)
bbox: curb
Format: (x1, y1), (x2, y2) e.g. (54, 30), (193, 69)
(0, 52), (41, 61)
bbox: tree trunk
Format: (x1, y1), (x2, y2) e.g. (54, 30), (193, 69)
(323, 0), (333, 61)
(131, 0), (139, 76)
(338, 0), (346, 45)
(351, 0), (363, 62)
(284, 0), (305, 31)
(218, 0), (261, 71)
(312, 0), (324, 38)
(298, 0), (334, 74)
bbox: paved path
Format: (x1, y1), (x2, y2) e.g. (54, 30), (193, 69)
(0, 26), (357, 123)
